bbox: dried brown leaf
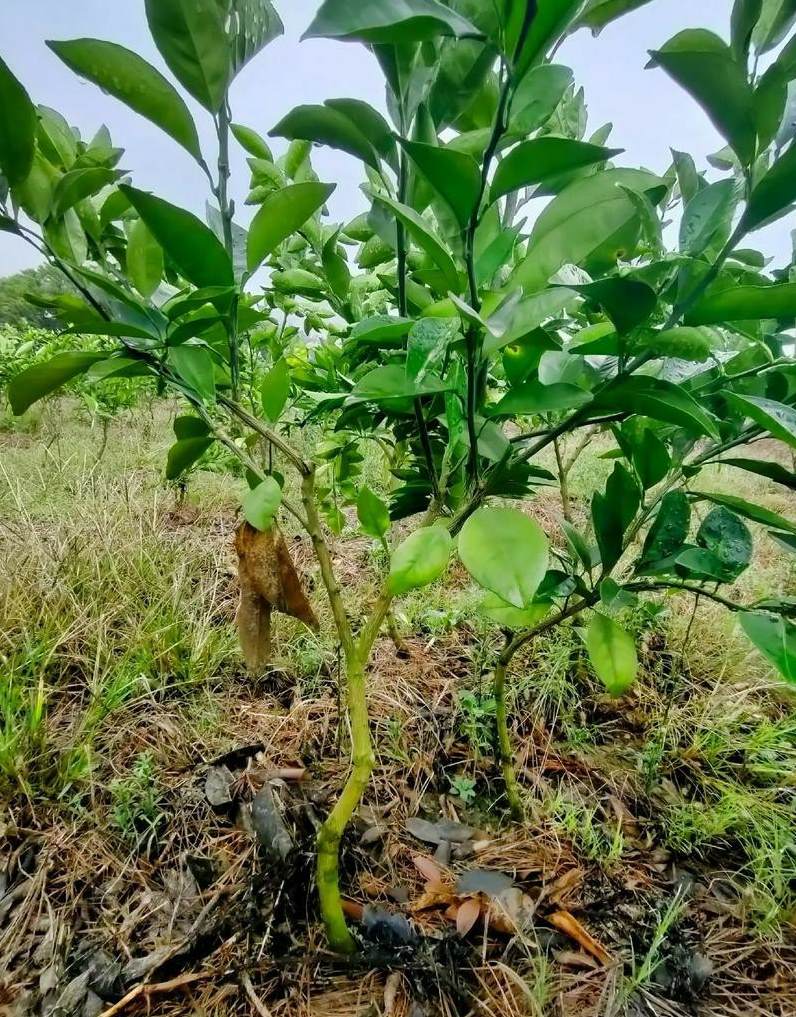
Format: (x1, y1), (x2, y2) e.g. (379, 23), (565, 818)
(456, 898), (481, 936)
(547, 910), (612, 966)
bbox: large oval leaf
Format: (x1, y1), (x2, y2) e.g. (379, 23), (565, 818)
(127, 219), (164, 298)
(47, 39), (202, 161)
(373, 193), (460, 291)
(648, 29), (756, 165)
(388, 526), (453, 595)
(121, 186), (233, 289)
(686, 282), (796, 323)
(247, 181), (335, 272)
(242, 476), (282, 531)
(586, 612), (638, 697)
(303, 0), (481, 44)
(145, 0), (230, 112)
(458, 507), (549, 609)
(594, 376), (720, 439)
(8, 352), (105, 415)
(724, 392), (796, 449)
(744, 143), (796, 229)
(0, 55), (36, 186)
(491, 138), (621, 203)
(270, 104), (380, 169)
(740, 611), (796, 682)
(400, 139), (481, 229)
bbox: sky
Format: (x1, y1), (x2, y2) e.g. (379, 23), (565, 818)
(0, 0), (791, 276)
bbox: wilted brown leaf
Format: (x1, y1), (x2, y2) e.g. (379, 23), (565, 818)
(456, 898), (481, 936)
(547, 910), (612, 966)
(235, 522), (318, 672)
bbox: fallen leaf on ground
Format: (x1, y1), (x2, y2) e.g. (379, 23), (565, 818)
(547, 910), (612, 966)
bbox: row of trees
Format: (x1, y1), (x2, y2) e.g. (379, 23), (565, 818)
(2, 0), (796, 952)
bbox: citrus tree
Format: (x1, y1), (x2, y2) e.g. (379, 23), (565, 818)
(2, 0), (796, 954)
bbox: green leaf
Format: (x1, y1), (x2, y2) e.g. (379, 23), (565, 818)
(595, 376), (720, 439)
(353, 364), (448, 401)
(0, 56), (36, 186)
(575, 0), (655, 34)
(247, 181), (335, 272)
(242, 476), (282, 531)
(559, 277), (658, 336)
(697, 505), (753, 580)
(52, 167), (116, 217)
(260, 358), (290, 422)
(513, 168), (665, 292)
(406, 317), (458, 383)
(270, 104), (380, 169)
(740, 611), (796, 682)
(515, 1), (583, 76)
(144, 0), (230, 112)
(372, 193), (460, 291)
(388, 525), (453, 594)
(686, 282), (796, 323)
(167, 345), (217, 402)
(592, 463), (641, 571)
(357, 485), (390, 539)
(586, 613), (638, 697)
(166, 436), (214, 479)
(633, 430), (671, 490)
(641, 491), (691, 565)
(8, 351), (105, 414)
(724, 392), (796, 448)
(47, 39), (202, 161)
(174, 414), (212, 439)
(732, 0), (764, 57)
(326, 98), (398, 169)
(231, 122), (273, 160)
(120, 185), (233, 289)
(491, 138), (621, 203)
(322, 230), (351, 300)
(648, 30), (757, 165)
(743, 143), (796, 230)
(399, 139), (481, 229)
(694, 490), (796, 534)
(458, 506), (549, 609)
(491, 380), (592, 418)
(479, 592), (549, 630)
(510, 63), (573, 135)
(303, 0), (481, 44)
(127, 219), (164, 298)
(718, 457), (796, 490)
(679, 179), (738, 255)
(349, 315), (413, 346)
(228, 0), (284, 76)
(753, 0), (796, 53)
(640, 326), (716, 362)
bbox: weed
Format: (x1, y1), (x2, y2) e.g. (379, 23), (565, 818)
(109, 752), (164, 853)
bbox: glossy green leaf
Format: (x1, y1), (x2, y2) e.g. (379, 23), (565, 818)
(144, 0), (230, 111)
(596, 376), (721, 439)
(242, 476), (282, 531)
(513, 168), (665, 292)
(586, 612), (638, 697)
(753, 0), (796, 53)
(127, 219), (164, 298)
(679, 179), (738, 255)
(349, 315), (413, 346)
(694, 490), (796, 534)
(357, 485), (390, 539)
(406, 317), (458, 383)
(0, 55), (36, 186)
(732, 0), (764, 57)
(641, 490), (691, 565)
(247, 181), (335, 272)
(560, 277), (658, 335)
(8, 352), (105, 415)
(372, 193), (460, 291)
(458, 506), (549, 609)
(167, 345), (217, 402)
(743, 143), (796, 230)
(228, 0), (284, 76)
(270, 104), (380, 169)
(388, 526), (453, 594)
(120, 185), (233, 288)
(479, 592), (549, 630)
(509, 63), (573, 135)
(353, 364), (448, 401)
(47, 39), (202, 160)
(686, 282), (796, 323)
(740, 611), (796, 682)
(491, 138), (620, 203)
(697, 505), (753, 579)
(592, 463), (641, 571)
(575, 0), (655, 34)
(640, 326), (716, 362)
(491, 380), (592, 418)
(52, 167), (115, 217)
(515, 1), (582, 76)
(232, 123), (273, 161)
(648, 30), (757, 165)
(174, 414), (212, 439)
(166, 436), (214, 479)
(632, 429), (671, 489)
(326, 98), (397, 169)
(400, 139), (481, 228)
(260, 358), (290, 422)
(303, 0), (481, 44)
(724, 392), (796, 448)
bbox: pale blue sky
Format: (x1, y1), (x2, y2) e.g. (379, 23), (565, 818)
(0, 0), (790, 276)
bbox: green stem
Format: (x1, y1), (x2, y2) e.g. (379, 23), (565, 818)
(215, 100), (240, 400)
(494, 650), (523, 819)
